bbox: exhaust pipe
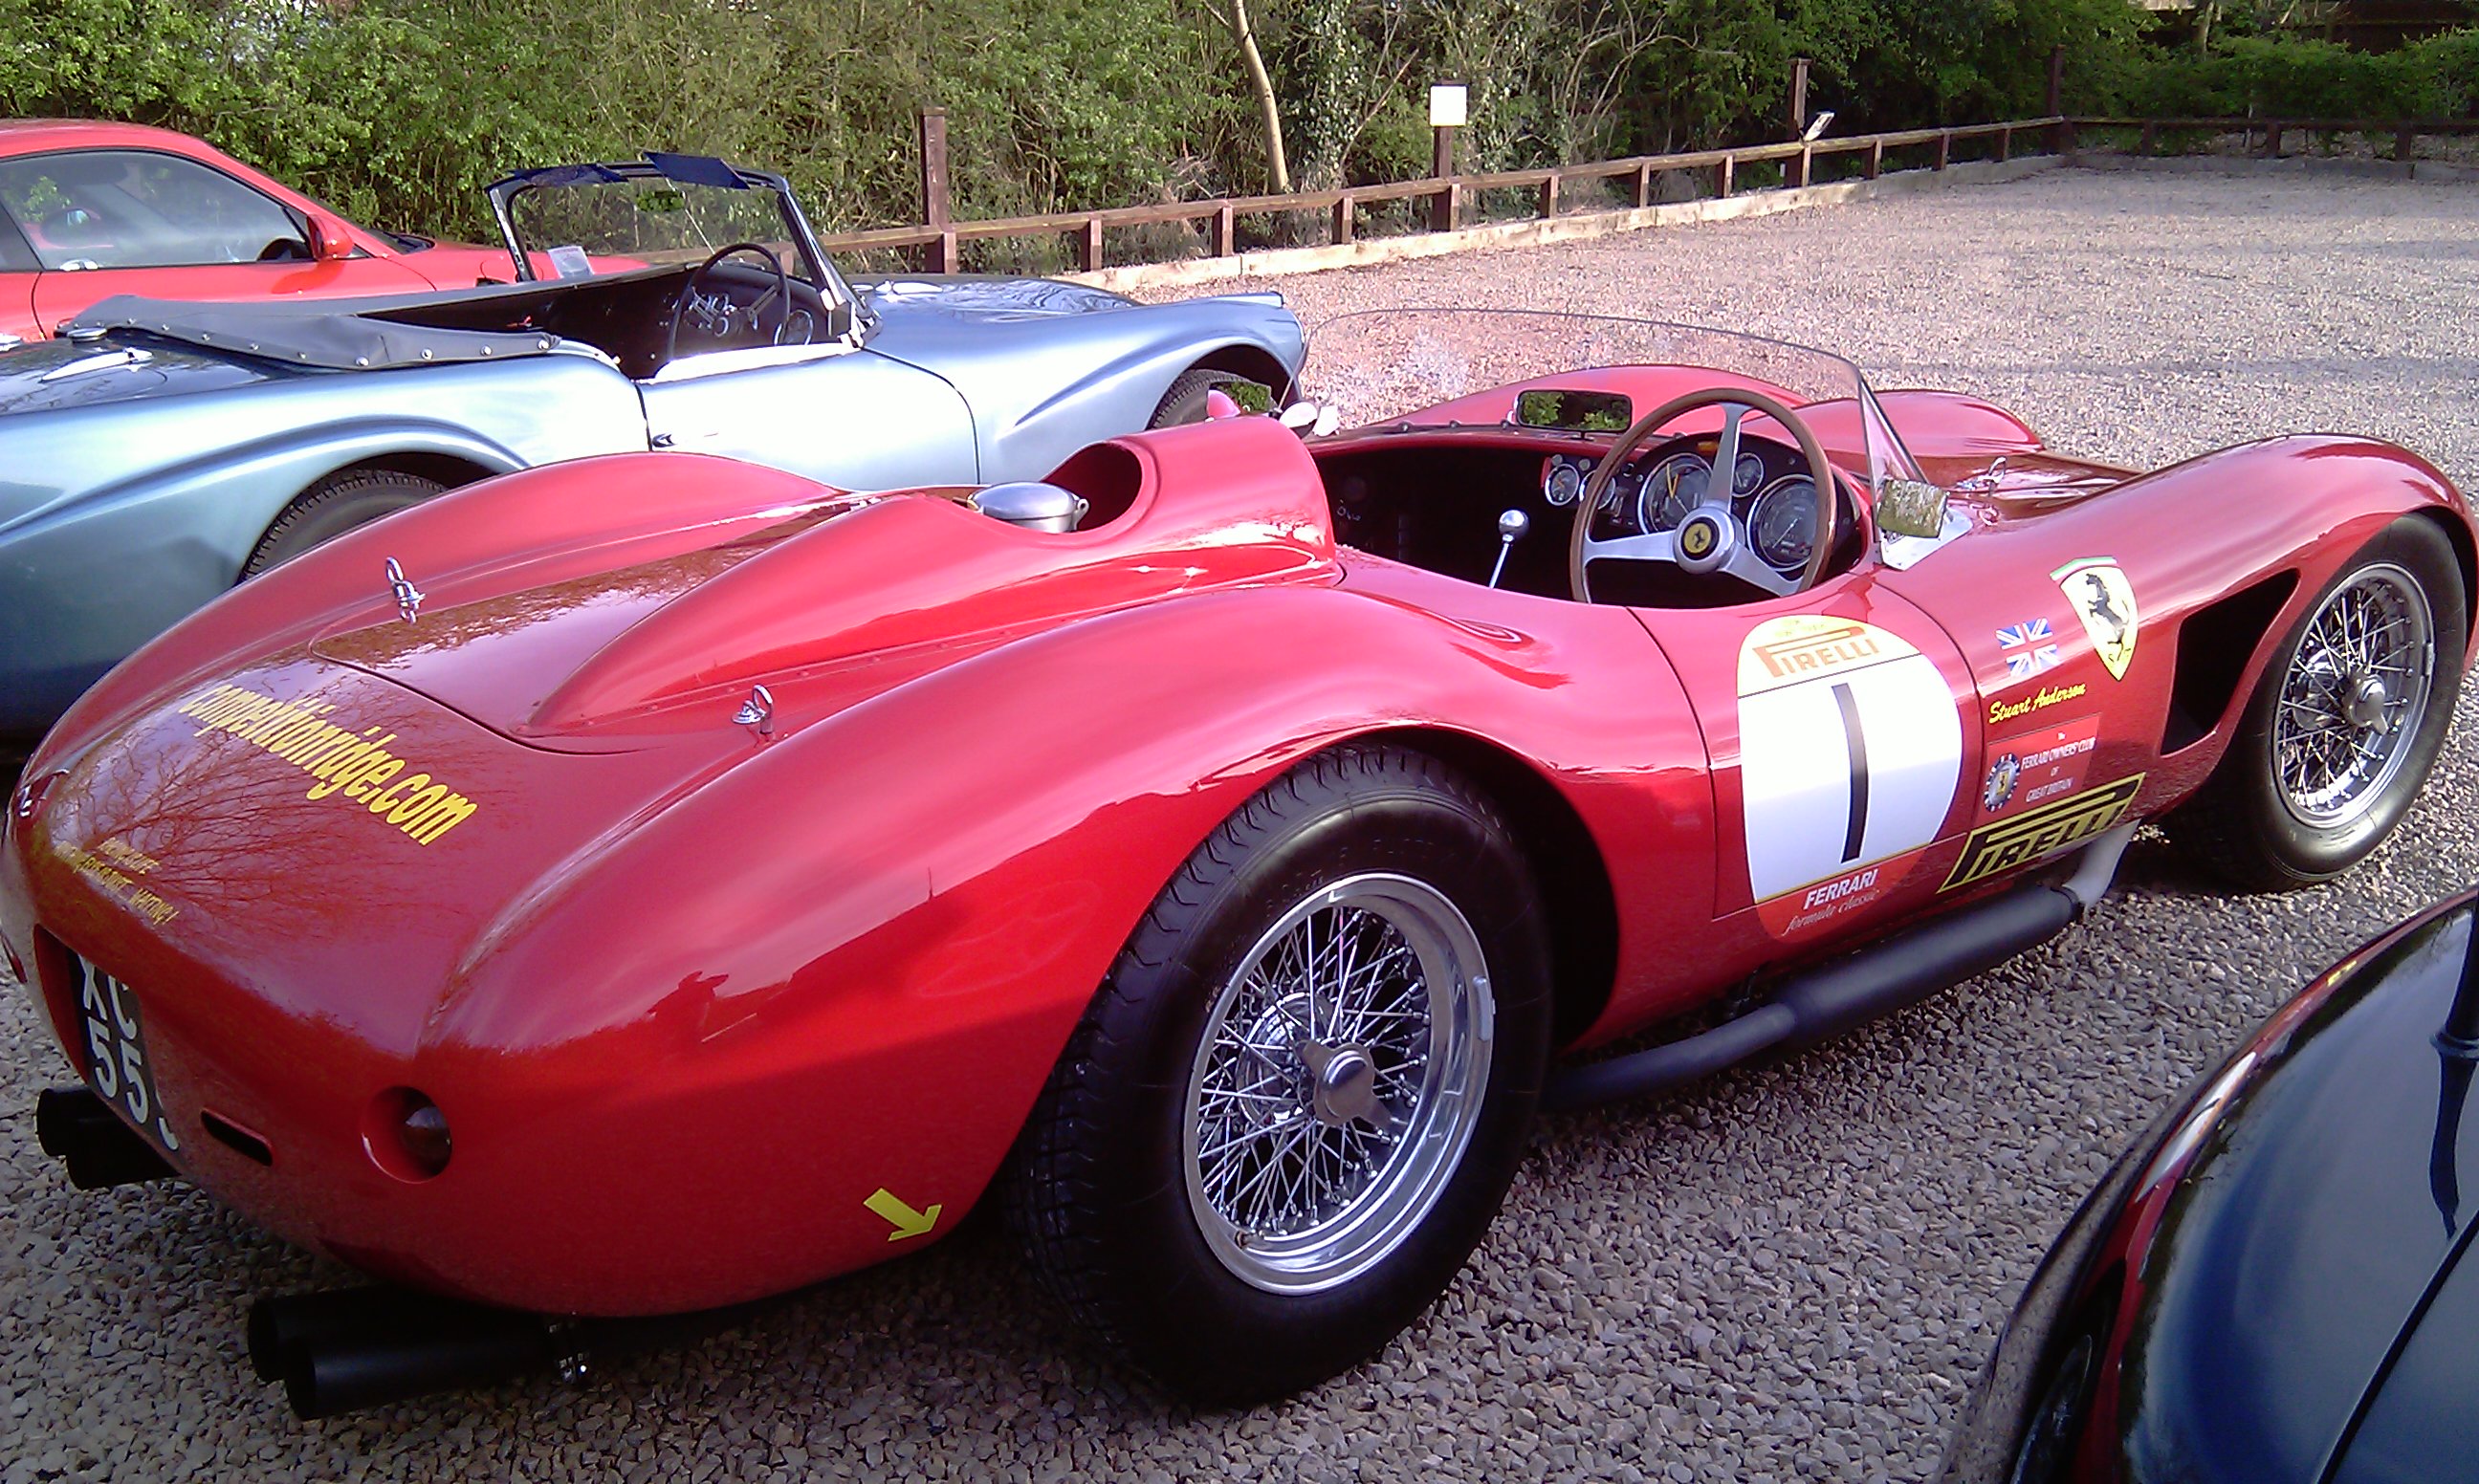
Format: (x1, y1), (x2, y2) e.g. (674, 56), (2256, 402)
(1547, 825), (2136, 1111)
(34, 1087), (177, 1189)
(249, 1286), (772, 1418)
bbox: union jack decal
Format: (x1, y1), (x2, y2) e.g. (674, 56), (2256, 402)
(1996, 619), (2061, 681)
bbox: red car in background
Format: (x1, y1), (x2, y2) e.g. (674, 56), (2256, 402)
(0, 120), (514, 346)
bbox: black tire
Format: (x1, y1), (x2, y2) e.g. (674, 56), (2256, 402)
(1147, 367), (1259, 428)
(241, 468), (446, 578)
(2166, 515), (2466, 890)
(1006, 744), (1552, 1404)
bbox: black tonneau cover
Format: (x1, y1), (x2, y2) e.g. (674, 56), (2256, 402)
(64, 272), (674, 370)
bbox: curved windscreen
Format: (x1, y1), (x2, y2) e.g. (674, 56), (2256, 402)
(1291, 310), (1923, 503)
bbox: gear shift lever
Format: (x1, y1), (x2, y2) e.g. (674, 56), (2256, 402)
(1488, 509), (1529, 590)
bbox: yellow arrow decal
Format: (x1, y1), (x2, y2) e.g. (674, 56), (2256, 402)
(864, 1188), (943, 1241)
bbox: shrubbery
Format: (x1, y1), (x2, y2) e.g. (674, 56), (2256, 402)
(0, 0), (2468, 242)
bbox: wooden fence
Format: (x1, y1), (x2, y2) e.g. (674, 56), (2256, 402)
(819, 117), (2070, 274)
(814, 42), (2470, 277)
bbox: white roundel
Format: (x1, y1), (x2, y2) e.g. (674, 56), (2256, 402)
(1737, 615), (1965, 903)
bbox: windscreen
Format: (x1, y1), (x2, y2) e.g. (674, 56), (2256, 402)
(1294, 310), (1922, 502)
(506, 174), (817, 283)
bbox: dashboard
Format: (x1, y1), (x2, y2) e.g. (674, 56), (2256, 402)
(1543, 434), (1824, 581)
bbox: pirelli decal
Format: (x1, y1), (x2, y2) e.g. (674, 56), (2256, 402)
(1940, 774), (2144, 892)
(175, 683), (478, 846)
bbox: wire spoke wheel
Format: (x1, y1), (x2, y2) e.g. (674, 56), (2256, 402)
(1184, 873), (1493, 1295)
(2269, 561), (2435, 829)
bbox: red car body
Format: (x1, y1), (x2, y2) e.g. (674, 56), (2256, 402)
(0, 120), (512, 344)
(3, 358), (2470, 1321)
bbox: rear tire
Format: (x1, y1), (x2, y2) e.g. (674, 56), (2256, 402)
(1006, 744), (1551, 1404)
(2166, 516), (2465, 889)
(242, 468), (445, 578)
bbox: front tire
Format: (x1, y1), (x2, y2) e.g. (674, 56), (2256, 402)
(2167, 516), (2466, 889)
(1007, 744), (1551, 1403)
(242, 467), (446, 578)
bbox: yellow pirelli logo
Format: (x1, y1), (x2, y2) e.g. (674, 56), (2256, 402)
(1941, 774), (2144, 892)
(175, 683), (479, 846)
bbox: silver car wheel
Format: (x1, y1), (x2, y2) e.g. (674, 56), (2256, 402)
(2271, 561), (2436, 829)
(1182, 872), (1494, 1295)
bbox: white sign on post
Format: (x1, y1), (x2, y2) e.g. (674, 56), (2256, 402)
(1429, 83), (1468, 128)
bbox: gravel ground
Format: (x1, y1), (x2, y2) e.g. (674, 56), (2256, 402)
(8, 164), (2479, 1483)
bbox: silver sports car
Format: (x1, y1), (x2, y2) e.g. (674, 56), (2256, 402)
(0, 152), (1303, 748)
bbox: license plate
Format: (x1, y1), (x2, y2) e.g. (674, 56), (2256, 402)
(76, 960), (182, 1155)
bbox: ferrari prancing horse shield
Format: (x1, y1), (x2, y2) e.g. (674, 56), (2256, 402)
(2053, 556), (2139, 681)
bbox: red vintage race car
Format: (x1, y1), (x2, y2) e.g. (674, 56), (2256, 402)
(2, 312), (2469, 1417)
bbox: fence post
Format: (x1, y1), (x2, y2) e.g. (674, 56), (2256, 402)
(918, 107), (957, 273)
(2048, 44), (2069, 155)
(1634, 161), (1653, 207)
(1793, 144), (1811, 188)
(1935, 131), (1950, 170)
(1331, 193), (1354, 246)
(1866, 139), (1883, 179)
(2265, 120), (2284, 157)
(2139, 120), (2159, 155)
(1079, 216), (1104, 272)
(1213, 201), (1236, 258)
(1789, 56), (1809, 133)
(1998, 124), (2012, 163)
(1715, 155), (1734, 198)
(2396, 122), (2417, 162)
(1538, 173), (1559, 219)
(1431, 121), (1459, 231)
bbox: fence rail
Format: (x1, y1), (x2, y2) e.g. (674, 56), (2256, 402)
(817, 118), (2064, 274)
(814, 106), (2471, 276)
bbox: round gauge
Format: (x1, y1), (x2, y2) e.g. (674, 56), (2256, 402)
(1732, 451), (1766, 498)
(1544, 459), (1584, 507)
(1637, 453), (1711, 531)
(1750, 478), (1820, 573)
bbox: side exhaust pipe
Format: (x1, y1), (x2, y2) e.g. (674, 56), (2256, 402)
(1547, 825), (2136, 1111)
(34, 1087), (177, 1189)
(248, 1286), (770, 1418)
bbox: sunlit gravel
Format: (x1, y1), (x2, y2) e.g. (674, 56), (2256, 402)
(6, 162), (2478, 1483)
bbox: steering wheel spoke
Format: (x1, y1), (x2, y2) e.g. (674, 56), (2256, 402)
(1718, 539), (1800, 598)
(1579, 529), (1678, 568)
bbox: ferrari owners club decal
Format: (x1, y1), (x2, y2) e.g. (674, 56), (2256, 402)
(2054, 556), (2139, 680)
(176, 682), (480, 845)
(1738, 615), (1964, 940)
(1982, 713), (2101, 818)
(1942, 774), (2145, 892)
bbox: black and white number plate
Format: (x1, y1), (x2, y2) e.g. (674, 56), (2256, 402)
(77, 960), (182, 1154)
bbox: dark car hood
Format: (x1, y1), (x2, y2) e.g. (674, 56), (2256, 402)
(0, 334), (286, 415)
(851, 273), (1133, 324)
(2117, 903), (2479, 1482)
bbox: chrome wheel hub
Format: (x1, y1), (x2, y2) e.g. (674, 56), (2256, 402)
(1183, 873), (1494, 1294)
(2271, 562), (2435, 829)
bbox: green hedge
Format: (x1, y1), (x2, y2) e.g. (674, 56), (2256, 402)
(0, 0), (2468, 247)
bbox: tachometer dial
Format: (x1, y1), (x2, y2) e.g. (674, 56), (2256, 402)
(1750, 478), (1819, 573)
(1732, 452), (1766, 498)
(1637, 453), (1711, 531)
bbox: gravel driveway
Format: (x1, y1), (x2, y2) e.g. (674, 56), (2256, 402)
(8, 163), (2478, 1483)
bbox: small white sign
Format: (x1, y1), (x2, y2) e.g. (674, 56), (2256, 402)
(1429, 83), (1468, 128)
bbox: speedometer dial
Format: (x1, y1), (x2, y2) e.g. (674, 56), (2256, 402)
(1637, 453), (1711, 531)
(1750, 478), (1819, 573)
